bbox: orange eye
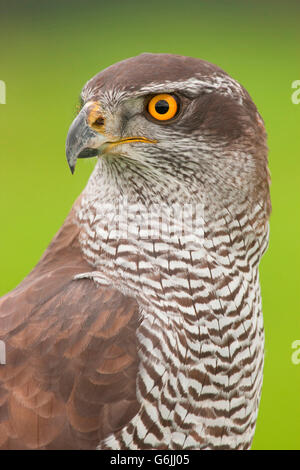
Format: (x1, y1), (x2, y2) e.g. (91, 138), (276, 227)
(147, 94), (179, 121)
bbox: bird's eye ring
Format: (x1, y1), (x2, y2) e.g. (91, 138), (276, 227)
(147, 94), (179, 121)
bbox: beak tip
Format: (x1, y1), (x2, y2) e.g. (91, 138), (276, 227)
(66, 154), (75, 174)
(69, 163), (75, 174)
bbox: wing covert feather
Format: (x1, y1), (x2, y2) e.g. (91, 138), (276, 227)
(0, 206), (140, 449)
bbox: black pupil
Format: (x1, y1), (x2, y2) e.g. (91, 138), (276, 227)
(155, 100), (169, 114)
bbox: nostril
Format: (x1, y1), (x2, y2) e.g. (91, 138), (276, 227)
(87, 102), (105, 130)
(93, 116), (104, 127)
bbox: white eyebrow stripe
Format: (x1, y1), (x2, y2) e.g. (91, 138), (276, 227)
(136, 74), (244, 102)
(82, 73), (245, 105)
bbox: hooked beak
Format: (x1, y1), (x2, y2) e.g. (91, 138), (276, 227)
(65, 102), (103, 174)
(66, 101), (157, 174)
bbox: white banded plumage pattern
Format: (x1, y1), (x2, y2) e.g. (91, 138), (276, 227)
(75, 159), (269, 450)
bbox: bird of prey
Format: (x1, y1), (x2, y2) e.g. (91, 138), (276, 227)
(0, 53), (271, 450)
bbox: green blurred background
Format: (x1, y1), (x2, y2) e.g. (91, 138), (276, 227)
(0, 0), (299, 450)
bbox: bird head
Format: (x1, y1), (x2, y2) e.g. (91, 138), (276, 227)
(66, 53), (270, 220)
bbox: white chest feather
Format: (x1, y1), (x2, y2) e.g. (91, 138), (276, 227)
(75, 171), (268, 450)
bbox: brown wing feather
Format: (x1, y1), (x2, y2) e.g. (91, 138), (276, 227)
(0, 203), (140, 449)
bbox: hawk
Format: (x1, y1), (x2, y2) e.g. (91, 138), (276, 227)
(0, 53), (271, 450)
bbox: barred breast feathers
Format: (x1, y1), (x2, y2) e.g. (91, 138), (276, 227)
(74, 157), (269, 450)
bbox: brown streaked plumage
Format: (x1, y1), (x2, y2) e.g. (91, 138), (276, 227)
(0, 200), (140, 449)
(0, 53), (271, 450)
